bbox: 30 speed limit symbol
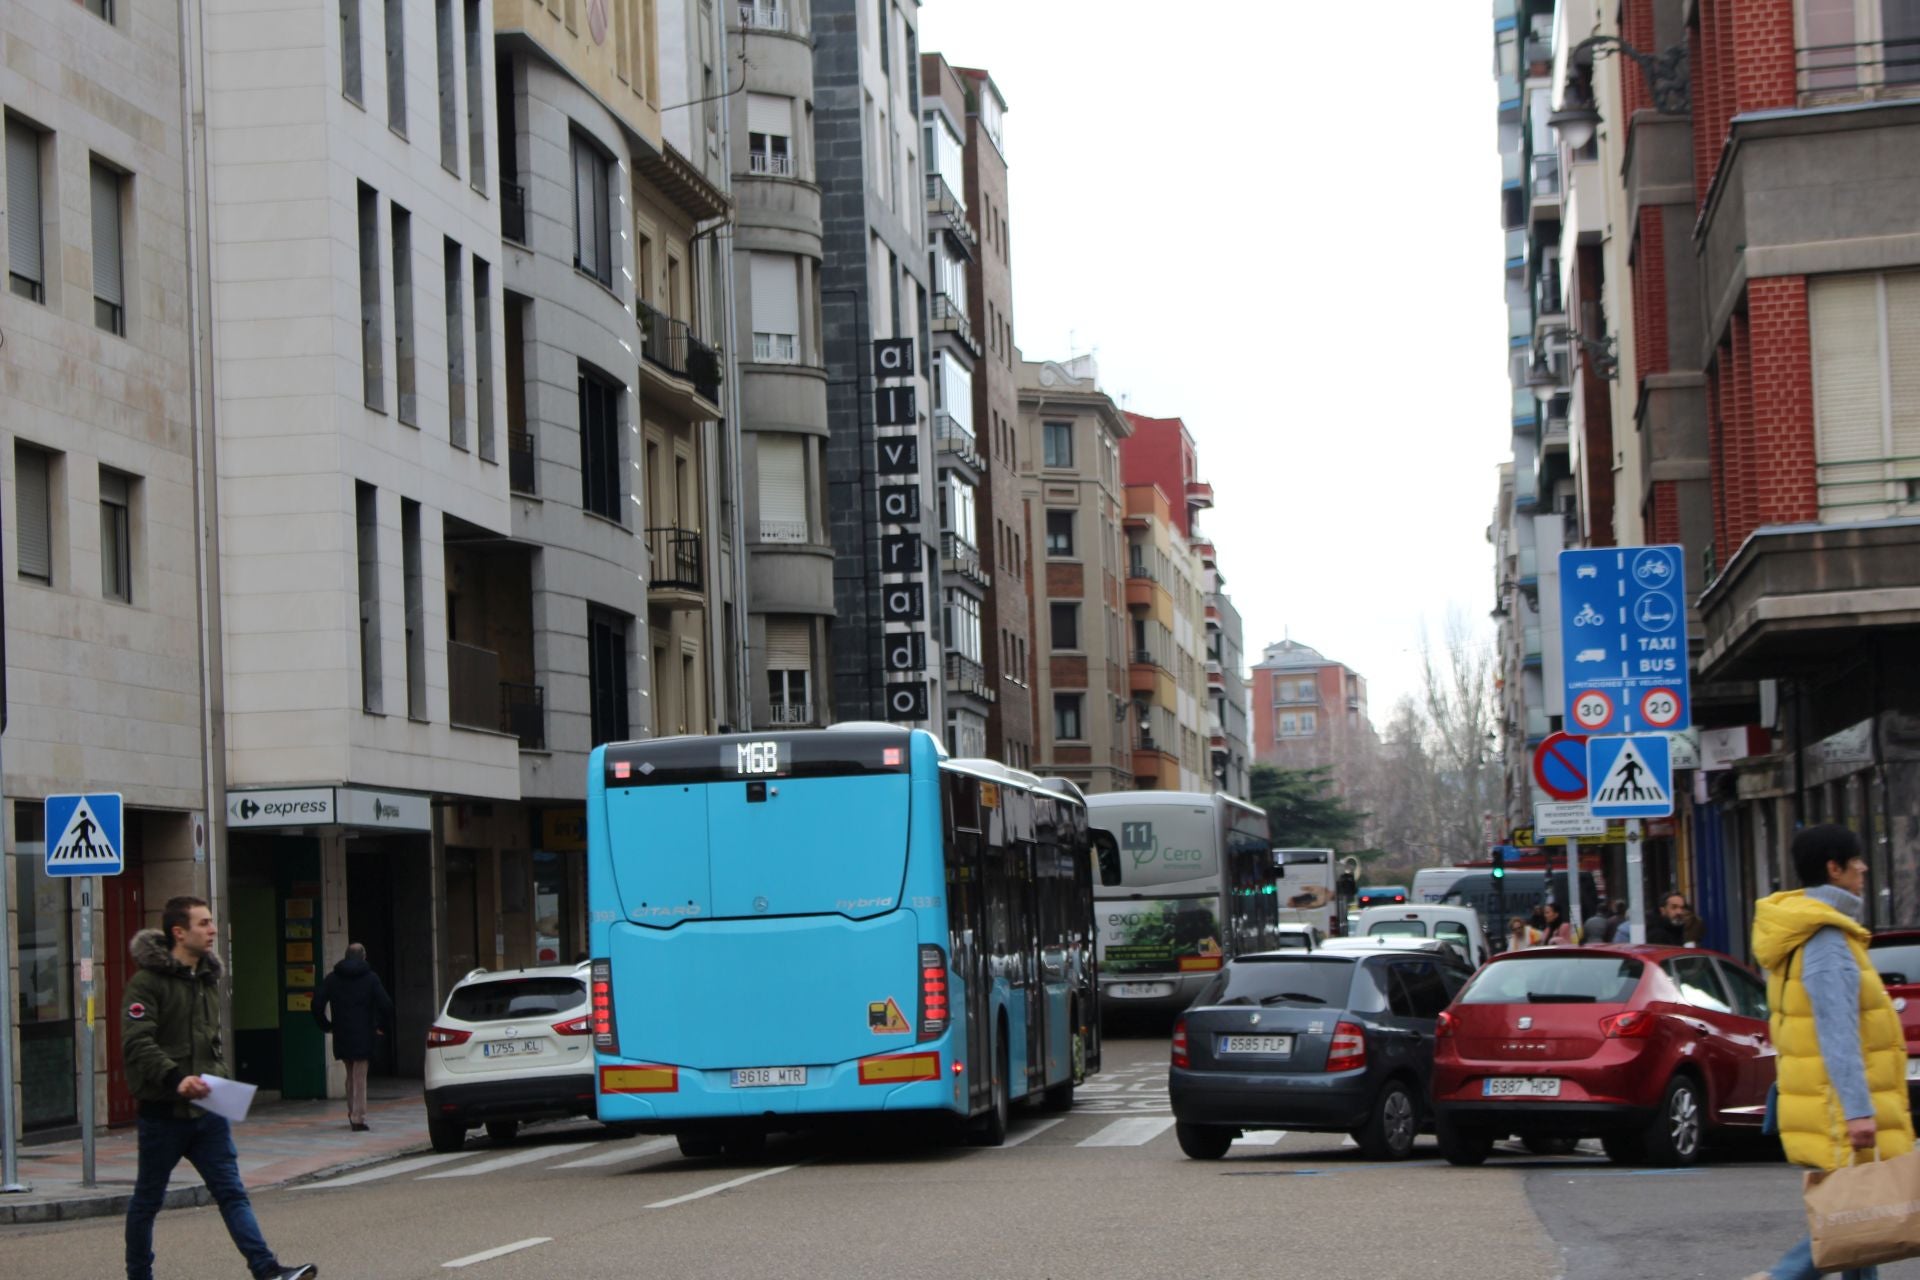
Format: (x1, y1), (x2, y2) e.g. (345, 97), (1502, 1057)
(1571, 689), (1614, 731)
(1640, 687), (1683, 729)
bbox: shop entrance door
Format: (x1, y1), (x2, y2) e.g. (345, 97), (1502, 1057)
(103, 865), (146, 1127)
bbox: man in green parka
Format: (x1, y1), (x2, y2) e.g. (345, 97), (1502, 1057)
(122, 895), (317, 1280)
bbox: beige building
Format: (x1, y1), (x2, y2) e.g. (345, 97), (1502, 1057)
(1019, 354), (1133, 794)
(1121, 485), (1210, 790)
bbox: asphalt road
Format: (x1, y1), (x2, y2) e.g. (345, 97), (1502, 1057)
(8, 1037), (1917, 1280)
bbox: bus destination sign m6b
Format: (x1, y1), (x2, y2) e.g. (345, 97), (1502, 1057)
(1558, 545), (1691, 738)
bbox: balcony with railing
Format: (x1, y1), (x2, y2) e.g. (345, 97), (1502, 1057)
(1186, 478), (1214, 508)
(768, 701), (814, 726)
(930, 291), (980, 356)
(637, 299), (723, 413)
(1505, 227), (1526, 265)
(933, 411), (982, 472)
(941, 532), (990, 588)
(944, 652), (994, 703)
(737, 0), (789, 31)
(925, 173), (977, 258)
(646, 526), (703, 601)
(508, 427), (536, 495)
(450, 641), (546, 750)
(759, 516), (808, 544)
(747, 148), (794, 177)
(1797, 36), (1920, 105)
(1530, 152), (1562, 202)
(753, 331), (799, 364)
(501, 181), (527, 246)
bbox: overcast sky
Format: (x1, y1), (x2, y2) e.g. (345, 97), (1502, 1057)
(919, 0), (1512, 721)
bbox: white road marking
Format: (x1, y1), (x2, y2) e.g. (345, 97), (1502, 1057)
(1341, 1135), (1359, 1148)
(993, 1118), (1065, 1149)
(443, 1237), (552, 1269)
(554, 1136), (678, 1168)
(418, 1142), (597, 1179)
(293, 1151), (473, 1189)
(644, 1163), (802, 1209)
(1078, 1117), (1176, 1148)
(1232, 1131), (1288, 1146)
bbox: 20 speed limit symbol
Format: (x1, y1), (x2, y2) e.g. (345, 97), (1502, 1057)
(1571, 690), (1614, 731)
(1640, 687), (1682, 729)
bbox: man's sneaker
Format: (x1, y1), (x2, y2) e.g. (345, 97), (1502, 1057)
(272, 1265), (318, 1280)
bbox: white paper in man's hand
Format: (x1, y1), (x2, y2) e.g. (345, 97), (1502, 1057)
(197, 1073), (258, 1123)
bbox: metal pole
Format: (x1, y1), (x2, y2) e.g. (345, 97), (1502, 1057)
(0, 734), (27, 1191)
(1624, 819), (1646, 944)
(1566, 837), (1582, 939)
(78, 876), (95, 1187)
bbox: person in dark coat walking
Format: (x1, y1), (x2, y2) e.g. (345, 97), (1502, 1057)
(312, 943), (393, 1131)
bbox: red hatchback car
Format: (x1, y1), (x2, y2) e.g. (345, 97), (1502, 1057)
(1430, 945), (1773, 1166)
(1868, 930), (1920, 1110)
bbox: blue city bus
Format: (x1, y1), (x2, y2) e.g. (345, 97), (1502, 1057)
(586, 725), (1118, 1153)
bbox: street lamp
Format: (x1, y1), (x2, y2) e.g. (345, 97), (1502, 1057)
(1548, 34), (1691, 150)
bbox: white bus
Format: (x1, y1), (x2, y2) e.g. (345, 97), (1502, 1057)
(1085, 792), (1276, 1021)
(1273, 848), (1341, 937)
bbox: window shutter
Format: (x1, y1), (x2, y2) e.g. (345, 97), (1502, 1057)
(90, 163), (123, 307)
(1884, 271), (1920, 463)
(749, 252), (800, 334)
(747, 92), (790, 140)
(16, 447), (51, 581)
(764, 617), (809, 671)
(758, 434), (806, 538)
(8, 122), (44, 287)
(1810, 274), (1884, 519)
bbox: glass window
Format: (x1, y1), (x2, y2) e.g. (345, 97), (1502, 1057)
(578, 364), (622, 521)
(446, 976), (584, 1021)
(587, 606), (629, 744)
(571, 131), (612, 286)
(1368, 919), (1427, 937)
(90, 160), (125, 336)
(1458, 954), (1646, 1005)
(1717, 960), (1769, 1021)
(1195, 956), (1356, 1008)
(1665, 956), (1733, 1014)
(16, 442), (53, 584)
(1870, 939), (1920, 986)
(1050, 602), (1079, 650)
(99, 467), (132, 603)
(1386, 959), (1450, 1019)
(1043, 421), (1073, 468)
(7, 118), (47, 303)
(384, 0), (406, 132)
(1045, 510), (1073, 557)
(1052, 693), (1082, 741)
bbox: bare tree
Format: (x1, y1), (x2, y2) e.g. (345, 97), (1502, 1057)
(1368, 614), (1499, 871)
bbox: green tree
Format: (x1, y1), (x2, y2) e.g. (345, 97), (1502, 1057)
(1249, 764), (1375, 858)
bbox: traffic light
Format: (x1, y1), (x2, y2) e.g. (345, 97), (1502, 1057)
(1337, 871), (1358, 899)
(1491, 847), (1507, 881)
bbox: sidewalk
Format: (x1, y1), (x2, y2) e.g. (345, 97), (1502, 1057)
(0, 1081), (429, 1226)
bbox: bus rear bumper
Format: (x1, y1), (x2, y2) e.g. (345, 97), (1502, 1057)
(594, 1055), (965, 1125)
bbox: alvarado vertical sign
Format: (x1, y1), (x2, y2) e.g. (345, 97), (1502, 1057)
(873, 337), (928, 723)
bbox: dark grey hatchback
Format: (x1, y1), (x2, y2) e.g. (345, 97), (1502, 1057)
(1167, 939), (1473, 1160)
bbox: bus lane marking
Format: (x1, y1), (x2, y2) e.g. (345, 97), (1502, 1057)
(1078, 1117), (1175, 1148)
(293, 1151), (474, 1189)
(644, 1162), (806, 1209)
(443, 1237), (552, 1269)
(554, 1137), (678, 1168)
(418, 1142), (597, 1179)
(991, 1118), (1065, 1149)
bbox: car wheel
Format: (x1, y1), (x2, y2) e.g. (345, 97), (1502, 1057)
(1175, 1122), (1235, 1161)
(1601, 1131), (1646, 1165)
(426, 1115), (467, 1154)
(1523, 1134), (1580, 1157)
(677, 1133), (724, 1159)
(484, 1120), (520, 1146)
(1435, 1113), (1494, 1167)
(1641, 1076), (1704, 1167)
(968, 1034), (1011, 1146)
(1356, 1080), (1418, 1160)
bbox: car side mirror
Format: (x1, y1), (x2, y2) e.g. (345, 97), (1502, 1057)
(1092, 831), (1122, 888)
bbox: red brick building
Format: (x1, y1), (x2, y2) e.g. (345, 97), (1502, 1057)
(1249, 641), (1375, 806)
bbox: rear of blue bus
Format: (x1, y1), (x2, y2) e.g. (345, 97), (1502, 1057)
(588, 728), (967, 1137)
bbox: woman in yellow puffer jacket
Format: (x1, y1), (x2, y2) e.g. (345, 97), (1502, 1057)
(1746, 825), (1913, 1280)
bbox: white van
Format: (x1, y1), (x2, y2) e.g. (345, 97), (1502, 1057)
(1412, 866), (1474, 904)
(1353, 904), (1490, 968)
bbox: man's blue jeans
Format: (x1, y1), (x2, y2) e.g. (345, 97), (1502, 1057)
(1771, 1233), (1878, 1280)
(124, 1111), (280, 1280)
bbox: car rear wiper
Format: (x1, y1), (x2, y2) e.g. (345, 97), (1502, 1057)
(1260, 992), (1328, 1006)
(1525, 992), (1596, 1003)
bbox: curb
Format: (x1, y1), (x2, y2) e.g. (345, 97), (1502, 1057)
(0, 1183), (213, 1227)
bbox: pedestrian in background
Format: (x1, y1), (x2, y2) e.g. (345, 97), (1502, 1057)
(123, 896), (317, 1280)
(1605, 899), (1629, 942)
(312, 942), (393, 1132)
(1581, 901), (1610, 945)
(1505, 915), (1538, 952)
(1539, 901), (1574, 946)
(1745, 825), (1914, 1280)
(1648, 893), (1705, 947)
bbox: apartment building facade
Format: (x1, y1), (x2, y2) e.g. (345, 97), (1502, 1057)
(1250, 641), (1375, 808)
(1020, 355), (1133, 793)
(1120, 484), (1208, 790)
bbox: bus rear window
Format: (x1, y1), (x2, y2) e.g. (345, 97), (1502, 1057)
(446, 977), (585, 1022)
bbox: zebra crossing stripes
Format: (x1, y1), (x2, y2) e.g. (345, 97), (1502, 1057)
(1076, 1117), (1175, 1148)
(417, 1142), (597, 1179)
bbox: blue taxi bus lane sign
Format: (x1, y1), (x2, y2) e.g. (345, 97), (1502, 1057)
(1587, 736), (1673, 820)
(1559, 545), (1691, 737)
(45, 792), (125, 877)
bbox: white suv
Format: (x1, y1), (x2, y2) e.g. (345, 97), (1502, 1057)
(422, 963), (597, 1152)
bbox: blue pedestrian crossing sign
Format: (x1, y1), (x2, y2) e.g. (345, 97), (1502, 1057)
(45, 792), (124, 877)
(1587, 737), (1673, 820)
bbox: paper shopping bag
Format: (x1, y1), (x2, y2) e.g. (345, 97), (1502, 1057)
(1806, 1150), (1920, 1271)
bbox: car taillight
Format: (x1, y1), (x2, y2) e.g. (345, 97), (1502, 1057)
(553, 1014), (592, 1036)
(1602, 1010), (1656, 1039)
(426, 1025), (471, 1048)
(590, 959), (619, 1054)
(1436, 1010), (1457, 1039)
(918, 944), (949, 1042)
(1171, 1018), (1190, 1069)
(1325, 1021), (1366, 1072)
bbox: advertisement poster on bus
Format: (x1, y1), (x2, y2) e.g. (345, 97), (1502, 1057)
(1098, 896), (1224, 974)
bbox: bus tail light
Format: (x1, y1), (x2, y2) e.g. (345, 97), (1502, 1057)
(426, 1025), (471, 1048)
(590, 959), (619, 1054)
(918, 944), (949, 1042)
(1171, 1019), (1190, 1069)
(1325, 1022), (1366, 1073)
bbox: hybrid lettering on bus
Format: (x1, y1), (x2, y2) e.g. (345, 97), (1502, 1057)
(1085, 792), (1277, 1022)
(587, 727), (1113, 1152)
